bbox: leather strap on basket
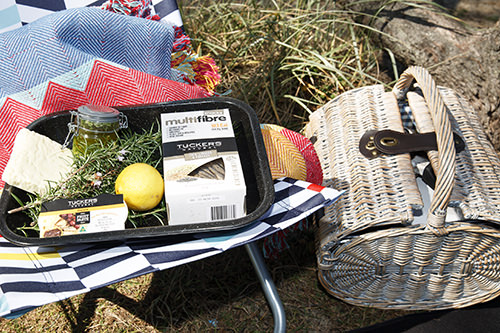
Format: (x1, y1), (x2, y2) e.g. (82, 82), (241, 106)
(393, 66), (456, 234)
(359, 129), (465, 159)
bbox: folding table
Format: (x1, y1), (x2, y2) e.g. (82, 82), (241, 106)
(0, 178), (342, 332)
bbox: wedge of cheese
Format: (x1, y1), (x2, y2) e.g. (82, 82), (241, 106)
(2, 129), (73, 194)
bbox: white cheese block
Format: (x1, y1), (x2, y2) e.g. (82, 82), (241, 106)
(2, 129), (73, 194)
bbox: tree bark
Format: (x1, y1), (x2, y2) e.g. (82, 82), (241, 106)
(344, 1), (500, 150)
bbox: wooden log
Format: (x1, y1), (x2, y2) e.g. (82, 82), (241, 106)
(343, 1), (500, 150)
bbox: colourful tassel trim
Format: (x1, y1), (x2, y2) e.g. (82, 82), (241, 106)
(101, 0), (160, 20)
(262, 219), (310, 259)
(171, 27), (221, 95)
(192, 56), (221, 95)
(172, 26), (191, 52)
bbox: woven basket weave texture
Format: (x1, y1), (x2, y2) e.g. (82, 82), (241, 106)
(304, 67), (500, 310)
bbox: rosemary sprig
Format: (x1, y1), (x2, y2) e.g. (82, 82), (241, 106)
(15, 123), (165, 229)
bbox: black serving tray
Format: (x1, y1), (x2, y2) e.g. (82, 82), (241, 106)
(0, 97), (274, 246)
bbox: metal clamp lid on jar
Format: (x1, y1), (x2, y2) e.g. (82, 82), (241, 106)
(63, 105), (128, 147)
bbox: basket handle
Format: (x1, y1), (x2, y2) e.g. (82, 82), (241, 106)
(392, 66), (456, 234)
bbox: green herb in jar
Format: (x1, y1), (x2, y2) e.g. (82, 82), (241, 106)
(69, 105), (128, 156)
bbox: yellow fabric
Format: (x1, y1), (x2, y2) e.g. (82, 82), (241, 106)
(261, 124), (283, 132)
(261, 127), (307, 180)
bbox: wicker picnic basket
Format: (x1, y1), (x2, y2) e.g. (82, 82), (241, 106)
(303, 66), (500, 310)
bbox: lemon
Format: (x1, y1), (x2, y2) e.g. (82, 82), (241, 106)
(115, 163), (164, 211)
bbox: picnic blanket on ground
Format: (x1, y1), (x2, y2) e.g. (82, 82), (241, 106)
(0, 177), (343, 319)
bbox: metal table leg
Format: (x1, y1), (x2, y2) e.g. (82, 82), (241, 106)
(245, 241), (286, 333)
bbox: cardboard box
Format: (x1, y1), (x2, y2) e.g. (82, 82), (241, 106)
(38, 194), (127, 237)
(161, 109), (246, 225)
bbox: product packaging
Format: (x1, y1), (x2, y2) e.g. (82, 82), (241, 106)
(161, 109), (246, 225)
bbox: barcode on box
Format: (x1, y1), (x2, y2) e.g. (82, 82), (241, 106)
(211, 205), (236, 221)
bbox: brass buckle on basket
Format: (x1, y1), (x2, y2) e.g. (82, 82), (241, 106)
(359, 130), (382, 158)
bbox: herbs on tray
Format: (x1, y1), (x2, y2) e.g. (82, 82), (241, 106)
(13, 124), (166, 235)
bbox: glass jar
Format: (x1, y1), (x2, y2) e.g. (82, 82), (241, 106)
(67, 105), (128, 156)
